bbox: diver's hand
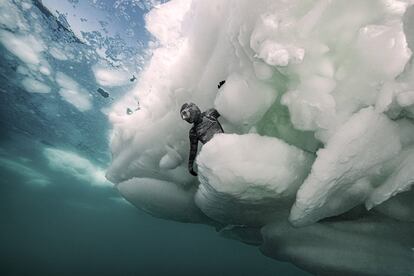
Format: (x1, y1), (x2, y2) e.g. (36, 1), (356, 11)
(189, 168), (198, 176)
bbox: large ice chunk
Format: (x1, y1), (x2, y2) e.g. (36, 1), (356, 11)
(195, 133), (314, 226)
(290, 107), (402, 226)
(105, 0), (414, 274)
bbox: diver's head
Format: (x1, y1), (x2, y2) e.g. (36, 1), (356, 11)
(180, 102), (201, 124)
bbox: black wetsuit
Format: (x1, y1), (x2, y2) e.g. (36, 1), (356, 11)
(188, 108), (223, 176)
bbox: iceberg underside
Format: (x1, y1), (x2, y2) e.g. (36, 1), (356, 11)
(106, 0), (414, 275)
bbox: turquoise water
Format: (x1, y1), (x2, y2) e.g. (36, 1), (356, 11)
(0, 1), (309, 275)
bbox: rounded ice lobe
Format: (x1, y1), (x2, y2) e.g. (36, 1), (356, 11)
(195, 133), (313, 226)
(214, 73), (278, 127)
(356, 23), (411, 79)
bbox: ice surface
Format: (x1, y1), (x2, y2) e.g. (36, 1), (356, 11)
(92, 65), (132, 87)
(49, 47), (68, 61)
(214, 73), (278, 127)
(0, 0), (29, 31)
(290, 107), (402, 226)
(44, 147), (110, 187)
(195, 133), (313, 226)
(21, 77), (51, 94)
(0, 31), (44, 65)
(56, 72), (92, 112)
(106, 0), (414, 274)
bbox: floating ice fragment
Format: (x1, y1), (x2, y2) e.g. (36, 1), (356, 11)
(93, 65), (132, 87)
(49, 46), (68, 61)
(0, 31), (44, 65)
(21, 77), (51, 93)
(56, 72), (92, 111)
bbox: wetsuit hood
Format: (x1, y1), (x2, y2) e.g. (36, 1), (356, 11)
(180, 102), (201, 124)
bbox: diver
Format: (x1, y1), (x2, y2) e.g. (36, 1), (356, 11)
(180, 102), (224, 176)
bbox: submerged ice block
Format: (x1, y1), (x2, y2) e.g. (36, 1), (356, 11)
(104, 0), (414, 274)
(195, 133), (314, 226)
(290, 107), (402, 226)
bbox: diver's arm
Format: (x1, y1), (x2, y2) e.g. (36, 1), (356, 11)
(188, 128), (198, 176)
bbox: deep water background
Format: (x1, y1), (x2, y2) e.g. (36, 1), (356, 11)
(0, 138), (309, 276)
(0, 1), (309, 275)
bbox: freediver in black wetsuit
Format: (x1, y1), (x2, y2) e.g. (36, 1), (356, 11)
(180, 102), (224, 176)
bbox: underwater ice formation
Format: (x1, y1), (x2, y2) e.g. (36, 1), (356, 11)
(195, 133), (314, 226)
(107, 0), (414, 275)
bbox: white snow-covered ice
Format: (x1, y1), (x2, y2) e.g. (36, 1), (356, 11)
(106, 0), (414, 275)
(195, 133), (313, 226)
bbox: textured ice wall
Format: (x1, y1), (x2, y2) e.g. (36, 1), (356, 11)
(195, 133), (314, 226)
(107, 0), (414, 275)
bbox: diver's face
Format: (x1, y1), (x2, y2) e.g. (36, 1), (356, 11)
(181, 108), (194, 123)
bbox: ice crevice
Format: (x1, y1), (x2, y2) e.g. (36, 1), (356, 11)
(106, 0), (414, 275)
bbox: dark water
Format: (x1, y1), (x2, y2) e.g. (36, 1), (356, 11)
(0, 134), (308, 276)
(0, 1), (310, 275)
